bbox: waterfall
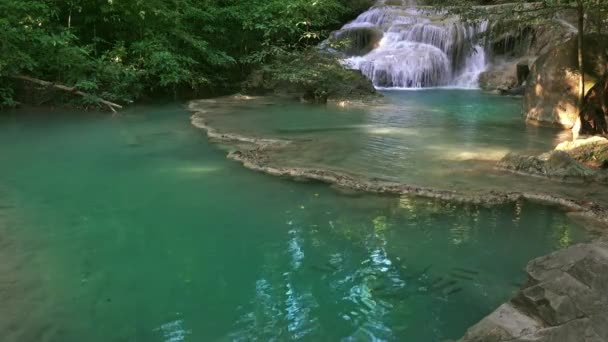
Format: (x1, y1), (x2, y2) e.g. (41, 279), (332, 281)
(334, 1), (488, 89)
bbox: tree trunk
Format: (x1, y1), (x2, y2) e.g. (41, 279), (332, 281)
(578, 1), (585, 109)
(598, 0), (603, 34)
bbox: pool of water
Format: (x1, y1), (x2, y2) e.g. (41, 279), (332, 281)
(194, 90), (608, 204)
(0, 101), (590, 341)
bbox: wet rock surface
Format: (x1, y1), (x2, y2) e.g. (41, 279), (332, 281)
(460, 242), (608, 342)
(524, 34), (608, 128)
(497, 137), (608, 184)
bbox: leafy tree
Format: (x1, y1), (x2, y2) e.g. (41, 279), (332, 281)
(0, 0), (371, 109)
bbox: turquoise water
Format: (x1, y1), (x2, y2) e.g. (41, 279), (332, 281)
(0, 98), (589, 342)
(195, 90), (608, 204)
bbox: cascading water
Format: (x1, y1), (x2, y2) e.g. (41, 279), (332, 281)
(333, 0), (488, 89)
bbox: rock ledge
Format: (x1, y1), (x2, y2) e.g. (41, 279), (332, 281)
(460, 242), (608, 342)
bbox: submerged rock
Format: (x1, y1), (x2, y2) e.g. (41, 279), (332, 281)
(524, 34), (608, 128)
(460, 242), (608, 342)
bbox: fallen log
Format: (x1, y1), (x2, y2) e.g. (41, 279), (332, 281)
(12, 75), (123, 113)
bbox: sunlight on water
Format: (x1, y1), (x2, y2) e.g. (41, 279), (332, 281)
(0, 103), (591, 341)
(194, 90), (608, 205)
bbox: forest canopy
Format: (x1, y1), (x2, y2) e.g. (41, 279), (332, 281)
(0, 0), (372, 108)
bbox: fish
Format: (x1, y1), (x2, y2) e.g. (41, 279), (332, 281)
(412, 264), (432, 279)
(372, 283), (388, 292)
(452, 267), (479, 275)
(446, 288), (463, 296)
(450, 273), (474, 281)
(431, 280), (457, 292)
(430, 277), (444, 286)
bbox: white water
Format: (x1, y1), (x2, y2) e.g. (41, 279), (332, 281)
(338, 1), (488, 89)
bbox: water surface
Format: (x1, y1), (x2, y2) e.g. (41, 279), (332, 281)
(196, 90), (608, 205)
(0, 102), (589, 341)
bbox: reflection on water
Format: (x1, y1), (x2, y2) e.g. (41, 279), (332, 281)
(0, 105), (591, 341)
(223, 195), (586, 341)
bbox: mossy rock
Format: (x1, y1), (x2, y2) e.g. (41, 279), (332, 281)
(242, 52), (377, 103)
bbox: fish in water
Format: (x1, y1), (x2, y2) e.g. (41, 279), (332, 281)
(431, 280), (457, 292)
(446, 287), (463, 296)
(510, 282), (524, 288)
(450, 273), (474, 281)
(452, 267), (479, 275)
(374, 289), (409, 301)
(371, 283), (388, 293)
(412, 264), (432, 279)
(429, 277), (444, 286)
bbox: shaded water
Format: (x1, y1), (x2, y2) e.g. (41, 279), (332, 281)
(0, 102), (590, 341)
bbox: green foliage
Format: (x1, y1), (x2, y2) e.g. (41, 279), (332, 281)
(0, 0), (370, 108)
(253, 51), (376, 102)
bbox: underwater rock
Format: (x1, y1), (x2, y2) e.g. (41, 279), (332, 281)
(460, 242), (608, 342)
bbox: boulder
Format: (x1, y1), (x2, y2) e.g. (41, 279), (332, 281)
(480, 18), (575, 93)
(460, 242), (608, 342)
(497, 150), (600, 182)
(326, 26), (383, 56)
(556, 136), (608, 169)
(479, 62), (519, 91)
(241, 52), (377, 103)
(479, 60), (531, 93)
(523, 34), (608, 128)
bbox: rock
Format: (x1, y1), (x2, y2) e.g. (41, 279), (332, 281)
(241, 52), (377, 102)
(556, 136), (608, 169)
(579, 74), (608, 136)
(523, 34), (608, 128)
(480, 18), (575, 93)
(460, 242), (608, 342)
(479, 62), (520, 92)
(497, 150), (603, 183)
(326, 26), (383, 56)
